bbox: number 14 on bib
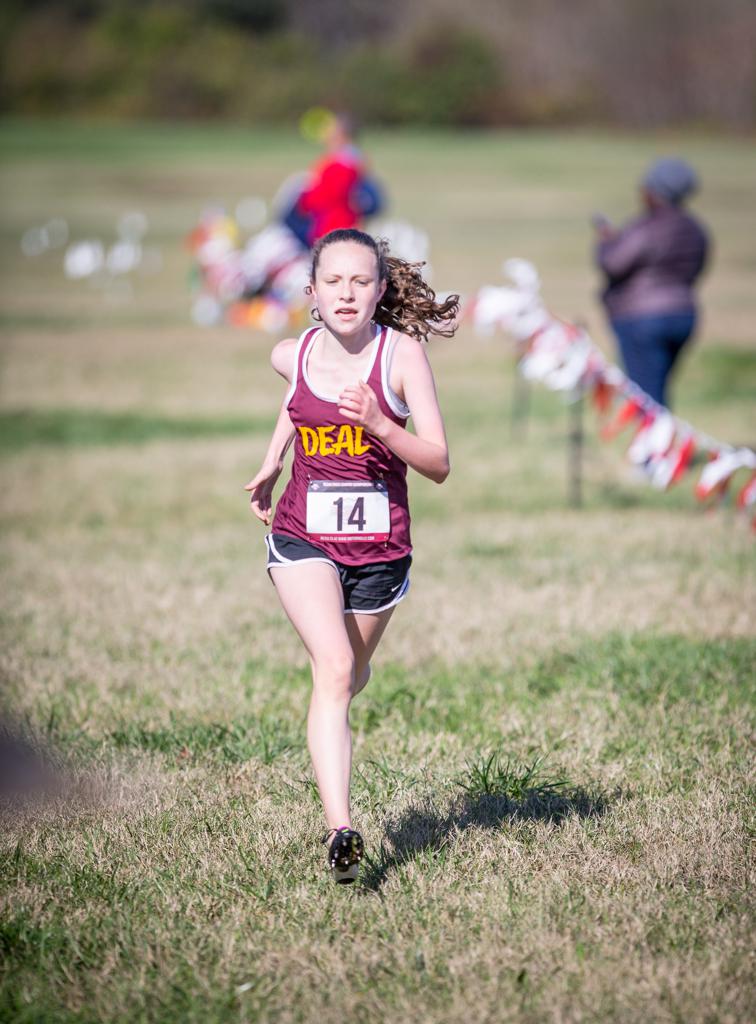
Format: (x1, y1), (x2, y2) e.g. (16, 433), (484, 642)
(306, 480), (390, 543)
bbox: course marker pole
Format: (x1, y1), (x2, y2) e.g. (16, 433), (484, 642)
(568, 387), (584, 508)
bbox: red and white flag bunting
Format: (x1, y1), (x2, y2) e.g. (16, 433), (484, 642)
(466, 259), (756, 528)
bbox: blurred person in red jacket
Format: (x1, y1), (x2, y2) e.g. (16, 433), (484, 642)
(594, 157), (710, 409)
(286, 112), (383, 249)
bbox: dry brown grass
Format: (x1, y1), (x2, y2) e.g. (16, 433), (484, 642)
(1, 125), (754, 1024)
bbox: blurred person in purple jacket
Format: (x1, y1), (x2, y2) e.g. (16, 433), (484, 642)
(594, 157), (710, 408)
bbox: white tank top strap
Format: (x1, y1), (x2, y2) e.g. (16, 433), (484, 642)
(379, 326), (411, 420)
(285, 326), (319, 406)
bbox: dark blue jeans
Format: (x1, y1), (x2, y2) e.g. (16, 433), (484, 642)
(611, 311), (696, 408)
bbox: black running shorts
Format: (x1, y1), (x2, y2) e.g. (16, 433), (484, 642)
(265, 533), (411, 615)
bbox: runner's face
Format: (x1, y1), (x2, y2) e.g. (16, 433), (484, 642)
(313, 241), (385, 337)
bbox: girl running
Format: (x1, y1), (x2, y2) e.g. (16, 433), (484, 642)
(244, 228), (458, 883)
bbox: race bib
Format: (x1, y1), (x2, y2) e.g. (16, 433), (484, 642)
(306, 480), (390, 543)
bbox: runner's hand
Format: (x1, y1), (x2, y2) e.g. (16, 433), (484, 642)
(338, 381), (388, 436)
(244, 461), (282, 525)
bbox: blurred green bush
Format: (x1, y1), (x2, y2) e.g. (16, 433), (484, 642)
(0, 3), (504, 124)
(1, 0), (753, 128)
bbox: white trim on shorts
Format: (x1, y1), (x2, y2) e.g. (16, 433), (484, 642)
(265, 534), (411, 615)
(265, 533), (337, 571)
(344, 570), (411, 616)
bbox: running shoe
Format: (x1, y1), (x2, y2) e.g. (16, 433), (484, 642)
(323, 827), (364, 884)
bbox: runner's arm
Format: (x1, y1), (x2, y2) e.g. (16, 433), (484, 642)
(257, 395), (296, 470)
(244, 339), (298, 523)
(260, 337), (297, 466)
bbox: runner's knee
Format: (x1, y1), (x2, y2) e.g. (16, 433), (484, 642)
(312, 649), (355, 697)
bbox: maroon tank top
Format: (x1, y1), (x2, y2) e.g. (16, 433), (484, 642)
(272, 324), (412, 565)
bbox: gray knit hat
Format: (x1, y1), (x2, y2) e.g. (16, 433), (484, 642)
(642, 157), (699, 205)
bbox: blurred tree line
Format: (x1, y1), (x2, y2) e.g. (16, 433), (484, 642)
(1, 0), (754, 129)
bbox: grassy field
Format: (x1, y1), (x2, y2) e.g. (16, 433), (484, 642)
(1, 120), (754, 1023)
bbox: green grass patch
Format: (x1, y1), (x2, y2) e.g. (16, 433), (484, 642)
(526, 632), (756, 707)
(0, 310), (187, 331)
(109, 713), (299, 766)
(0, 117), (307, 165)
(459, 752), (568, 801)
(683, 345), (756, 409)
(0, 409), (271, 450)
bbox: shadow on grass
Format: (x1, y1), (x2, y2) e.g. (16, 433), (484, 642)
(361, 783), (614, 892)
(0, 718), (61, 805)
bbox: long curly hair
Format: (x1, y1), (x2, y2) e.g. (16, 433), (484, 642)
(309, 228), (459, 342)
